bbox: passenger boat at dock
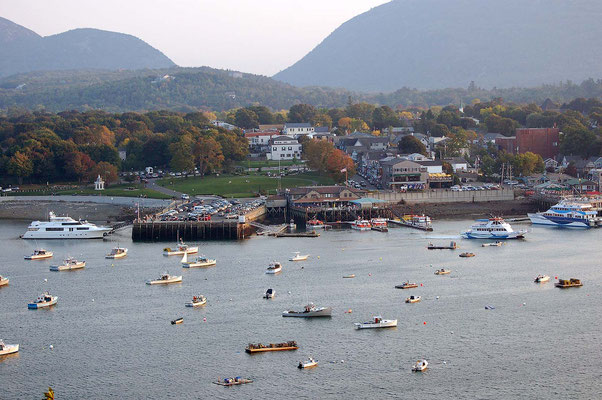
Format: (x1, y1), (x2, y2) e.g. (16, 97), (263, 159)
(214, 377), (253, 386)
(528, 199), (598, 228)
(283, 303), (332, 317)
(105, 247), (128, 259)
(354, 316), (397, 329)
(21, 212), (111, 239)
(146, 273), (182, 285)
(0, 275), (9, 287)
(555, 278), (583, 288)
(185, 295), (207, 307)
(245, 341), (298, 353)
(24, 249), (54, 260)
(395, 281), (418, 289)
(28, 292), (58, 309)
(351, 219), (371, 231)
(370, 218), (388, 228)
(50, 257), (85, 271)
(462, 217), (527, 239)
(0, 340), (19, 356)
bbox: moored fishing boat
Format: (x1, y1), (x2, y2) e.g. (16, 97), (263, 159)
(461, 217), (527, 239)
(534, 274), (550, 283)
(283, 303), (332, 317)
(105, 247), (128, 259)
(289, 252), (309, 261)
(298, 357), (318, 369)
(350, 219), (371, 231)
(482, 241), (503, 247)
(266, 262), (282, 274)
(146, 273), (182, 285)
(459, 252), (475, 258)
(263, 288), (275, 299)
(163, 241), (198, 256)
(181, 252), (216, 268)
(0, 275), (8, 287)
(185, 295), (207, 307)
(24, 249), (53, 260)
(395, 281), (418, 289)
(405, 295), (421, 303)
(555, 278), (583, 288)
(28, 292), (58, 309)
(354, 316), (397, 329)
(50, 257), (85, 271)
(0, 340), (19, 356)
(171, 317), (184, 325)
(214, 377), (253, 386)
(245, 341), (298, 353)
(412, 359), (428, 372)
(434, 268), (451, 275)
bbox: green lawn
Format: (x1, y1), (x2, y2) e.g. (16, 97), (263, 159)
(157, 172), (334, 198)
(236, 160), (302, 169)
(8, 183), (172, 199)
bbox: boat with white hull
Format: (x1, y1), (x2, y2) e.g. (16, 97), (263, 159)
(146, 273), (182, 285)
(289, 252), (309, 262)
(528, 200), (598, 228)
(50, 258), (85, 271)
(106, 247), (128, 259)
(185, 295), (206, 307)
(181, 253), (216, 268)
(351, 219), (371, 231)
(266, 262), (282, 274)
(28, 292), (58, 309)
(412, 359), (428, 372)
(298, 357), (318, 369)
(0, 340), (19, 356)
(24, 249), (53, 260)
(21, 212), (111, 239)
(354, 316), (397, 329)
(283, 303), (332, 317)
(163, 242), (198, 256)
(0, 275), (8, 287)
(462, 217), (526, 239)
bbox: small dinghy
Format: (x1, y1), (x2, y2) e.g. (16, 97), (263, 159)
(0, 340), (19, 356)
(214, 377), (253, 386)
(534, 274), (550, 283)
(298, 357), (318, 369)
(185, 295), (206, 307)
(171, 317), (184, 325)
(263, 288), (275, 299)
(484, 305), (495, 310)
(290, 252), (309, 261)
(405, 295), (421, 303)
(412, 359), (428, 372)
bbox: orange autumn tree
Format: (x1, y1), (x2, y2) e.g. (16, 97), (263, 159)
(303, 139), (355, 183)
(326, 148), (356, 182)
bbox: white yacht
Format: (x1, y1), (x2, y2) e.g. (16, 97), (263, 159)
(283, 303), (332, 317)
(146, 273), (182, 285)
(461, 217), (527, 239)
(412, 359), (428, 372)
(0, 275), (8, 287)
(24, 249), (54, 260)
(266, 262), (282, 274)
(21, 212), (111, 239)
(0, 340), (19, 356)
(185, 295), (207, 307)
(28, 292), (58, 309)
(528, 200), (598, 228)
(106, 247), (128, 259)
(181, 252), (216, 268)
(354, 316), (397, 329)
(289, 252), (309, 262)
(50, 257), (85, 271)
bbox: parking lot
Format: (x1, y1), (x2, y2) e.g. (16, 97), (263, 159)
(156, 196), (266, 222)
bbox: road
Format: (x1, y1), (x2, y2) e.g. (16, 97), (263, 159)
(147, 179), (182, 198)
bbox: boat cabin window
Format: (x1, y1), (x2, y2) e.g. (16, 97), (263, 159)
(45, 228), (63, 231)
(76, 227), (89, 230)
(61, 222), (81, 226)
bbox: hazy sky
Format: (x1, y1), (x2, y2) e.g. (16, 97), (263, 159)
(2, 0), (390, 76)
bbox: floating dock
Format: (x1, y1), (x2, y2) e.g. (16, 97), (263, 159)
(427, 241), (457, 250)
(274, 231), (320, 238)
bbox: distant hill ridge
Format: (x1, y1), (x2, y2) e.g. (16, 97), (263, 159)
(274, 0), (602, 91)
(0, 16), (175, 77)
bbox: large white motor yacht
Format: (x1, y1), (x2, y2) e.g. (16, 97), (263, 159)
(461, 217), (527, 239)
(21, 212), (111, 239)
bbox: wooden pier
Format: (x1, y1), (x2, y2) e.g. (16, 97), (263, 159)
(132, 220), (254, 241)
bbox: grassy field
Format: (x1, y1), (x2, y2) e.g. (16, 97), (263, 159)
(236, 160), (301, 169)
(157, 172), (334, 198)
(7, 183), (172, 199)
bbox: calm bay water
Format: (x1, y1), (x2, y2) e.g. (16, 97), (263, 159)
(1, 219), (601, 399)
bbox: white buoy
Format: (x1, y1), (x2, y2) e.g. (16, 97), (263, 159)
(443, 361), (447, 364)
(44, 278), (48, 282)
(49, 345), (53, 350)
(450, 331), (454, 334)
(341, 360), (345, 363)
(288, 291), (291, 294)
(92, 299), (94, 302)
(436, 296), (440, 299)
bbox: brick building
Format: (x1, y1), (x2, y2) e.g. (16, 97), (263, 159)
(516, 128), (560, 159)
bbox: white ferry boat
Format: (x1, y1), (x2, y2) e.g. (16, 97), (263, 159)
(528, 200), (598, 228)
(21, 212), (111, 239)
(24, 249), (54, 260)
(351, 219), (371, 231)
(461, 218), (527, 239)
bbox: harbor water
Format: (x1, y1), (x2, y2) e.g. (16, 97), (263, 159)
(1, 219), (601, 399)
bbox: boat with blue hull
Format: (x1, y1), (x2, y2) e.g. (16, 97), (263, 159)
(528, 200), (598, 228)
(462, 217), (526, 239)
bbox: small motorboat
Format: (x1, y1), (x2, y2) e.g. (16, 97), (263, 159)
(24, 249), (53, 260)
(171, 317), (184, 325)
(266, 262), (282, 274)
(263, 288), (275, 299)
(290, 252), (309, 262)
(484, 305), (496, 310)
(283, 303), (332, 317)
(434, 268), (451, 275)
(405, 295), (421, 303)
(0, 275), (8, 287)
(395, 281), (418, 289)
(185, 295), (207, 307)
(181, 252), (216, 268)
(482, 241), (503, 247)
(298, 357), (318, 369)
(534, 274), (550, 283)
(412, 359), (428, 372)
(163, 241), (199, 256)
(0, 340), (19, 356)
(214, 377), (253, 386)
(105, 247), (128, 259)
(307, 219), (325, 229)
(146, 273), (182, 285)
(28, 292), (58, 309)
(354, 316), (397, 329)
(343, 274), (356, 278)
(459, 252), (475, 258)
(50, 257), (85, 271)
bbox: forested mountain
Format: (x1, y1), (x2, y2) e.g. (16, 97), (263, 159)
(274, 0), (602, 91)
(0, 17), (175, 78)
